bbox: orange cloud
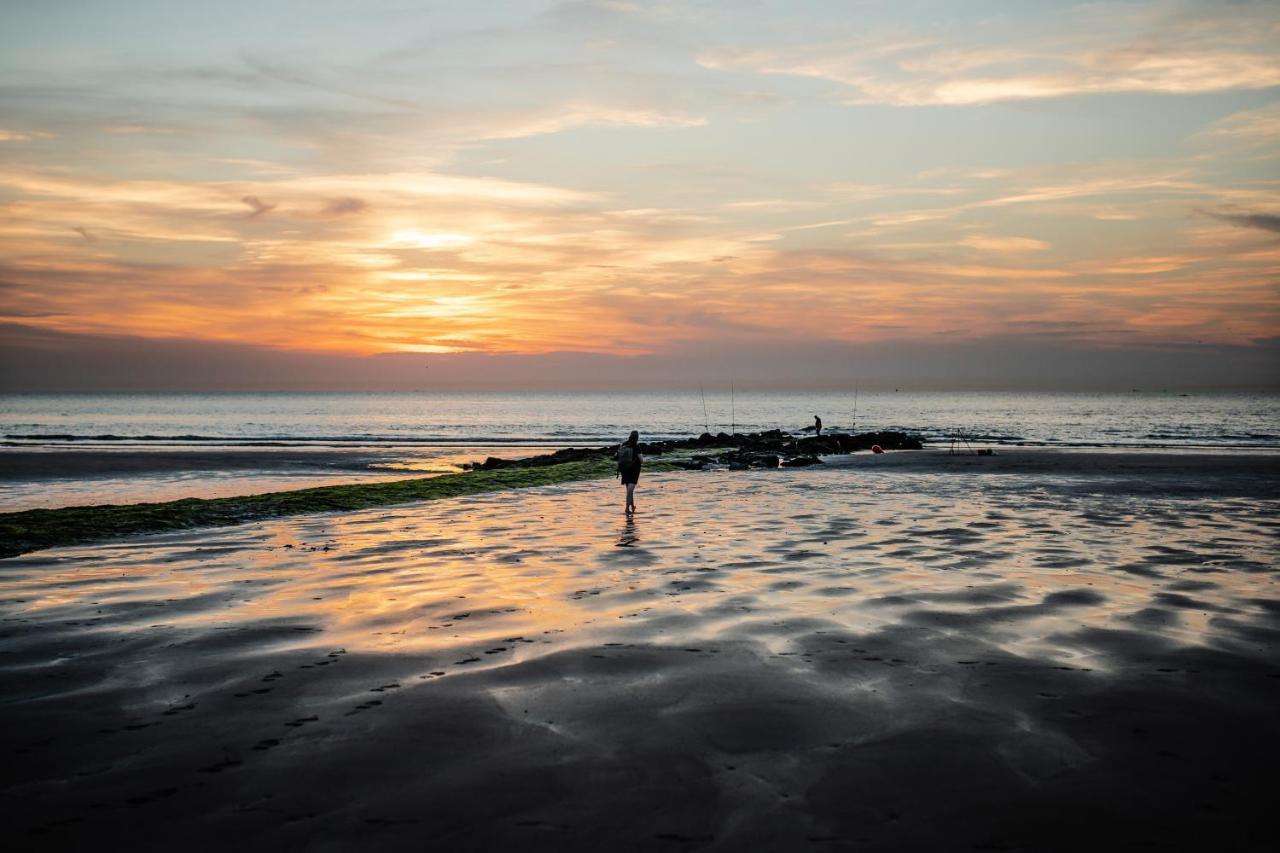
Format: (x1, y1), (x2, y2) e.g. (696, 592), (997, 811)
(1, 145), (1276, 357)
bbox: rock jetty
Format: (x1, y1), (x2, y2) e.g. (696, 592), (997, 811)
(466, 429), (923, 472)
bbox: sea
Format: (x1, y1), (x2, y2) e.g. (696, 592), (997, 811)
(2, 391), (1277, 510)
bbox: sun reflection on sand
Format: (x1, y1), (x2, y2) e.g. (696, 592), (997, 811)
(4, 465), (1274, 670)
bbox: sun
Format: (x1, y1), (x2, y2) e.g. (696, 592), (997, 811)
(388, 229), (474, 250)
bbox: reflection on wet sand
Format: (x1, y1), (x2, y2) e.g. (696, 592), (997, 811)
(617, 515), (639, 548)
(1, 454), (1277, 849)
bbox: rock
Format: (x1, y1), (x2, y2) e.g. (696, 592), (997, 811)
(460, 427), (921, 475)
(795, 436), (839, 454)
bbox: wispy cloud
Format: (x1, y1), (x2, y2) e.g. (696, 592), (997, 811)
(960, 235), (1050, 253)
(698, 3), (1280, 105)
(320, 197), (368, 217)
(1200, 102), (1280, 149)
(101, 124), (180, 135)
(1199, 208), (1280, 233)
(0, 129), (54, 142)
(241, 195), (276, 219)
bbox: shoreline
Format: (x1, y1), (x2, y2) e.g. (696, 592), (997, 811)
(3, 440), (1276, 560)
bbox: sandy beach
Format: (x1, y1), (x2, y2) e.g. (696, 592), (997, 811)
(2, 449), (1277, 850)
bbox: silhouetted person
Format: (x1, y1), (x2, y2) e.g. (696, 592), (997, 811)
(814, 415), (823, 436)
(617, 430), (642, 514)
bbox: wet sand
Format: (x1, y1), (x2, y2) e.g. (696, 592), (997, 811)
(0, 445), (566, 510)
(1, 451), (1277, 850)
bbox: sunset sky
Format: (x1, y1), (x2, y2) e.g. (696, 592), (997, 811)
(1, 0), (1277, 389)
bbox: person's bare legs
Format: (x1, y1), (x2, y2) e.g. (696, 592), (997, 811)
(625, 482), (636, 513)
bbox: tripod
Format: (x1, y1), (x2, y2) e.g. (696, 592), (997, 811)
(948, 435), (993, 456)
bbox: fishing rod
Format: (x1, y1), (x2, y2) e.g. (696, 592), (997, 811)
(730, 381), (736, 436)
(699, 381), (710, 433)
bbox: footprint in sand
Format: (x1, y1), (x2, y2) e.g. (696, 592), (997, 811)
(344, 699), (383, 716)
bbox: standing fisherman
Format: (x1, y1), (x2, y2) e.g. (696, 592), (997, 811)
(617, 430), (643, 514)
(814, 415), (823, 436)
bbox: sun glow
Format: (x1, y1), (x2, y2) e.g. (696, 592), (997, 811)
(388, 230), (475, 250)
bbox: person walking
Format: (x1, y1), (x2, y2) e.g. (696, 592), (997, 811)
(617, 430), (643, 514)
(814, 415), (823, 436)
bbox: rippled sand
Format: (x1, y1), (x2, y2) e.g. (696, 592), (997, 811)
(2, 451), (1277, 850)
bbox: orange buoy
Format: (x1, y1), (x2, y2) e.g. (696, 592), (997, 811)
(871, 445), (884, 454)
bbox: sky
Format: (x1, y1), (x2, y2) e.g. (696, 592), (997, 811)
(0, 0), (1277, 390)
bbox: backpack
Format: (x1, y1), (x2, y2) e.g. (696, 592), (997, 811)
(617, 444), (635, 470)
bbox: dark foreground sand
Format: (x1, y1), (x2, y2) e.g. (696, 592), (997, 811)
(1, 450), (1277, 851)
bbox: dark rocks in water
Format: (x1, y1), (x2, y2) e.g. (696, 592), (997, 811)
(697, 429), (921, 471)
(463, 427), (923, 474)
(470, 446), (608, 471)
(794, 435), (840, 455)
(544, 447), (607, 464)
(746, 453), (780, 469)
(636, 428), (920, 458)
(674, 454), (720, 470)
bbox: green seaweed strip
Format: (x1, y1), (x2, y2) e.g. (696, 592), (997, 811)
(0, 457), (667, 559)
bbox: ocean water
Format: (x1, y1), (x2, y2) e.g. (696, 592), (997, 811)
(3, 390), (1278, 449)
(2, 391), (1276, 510)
